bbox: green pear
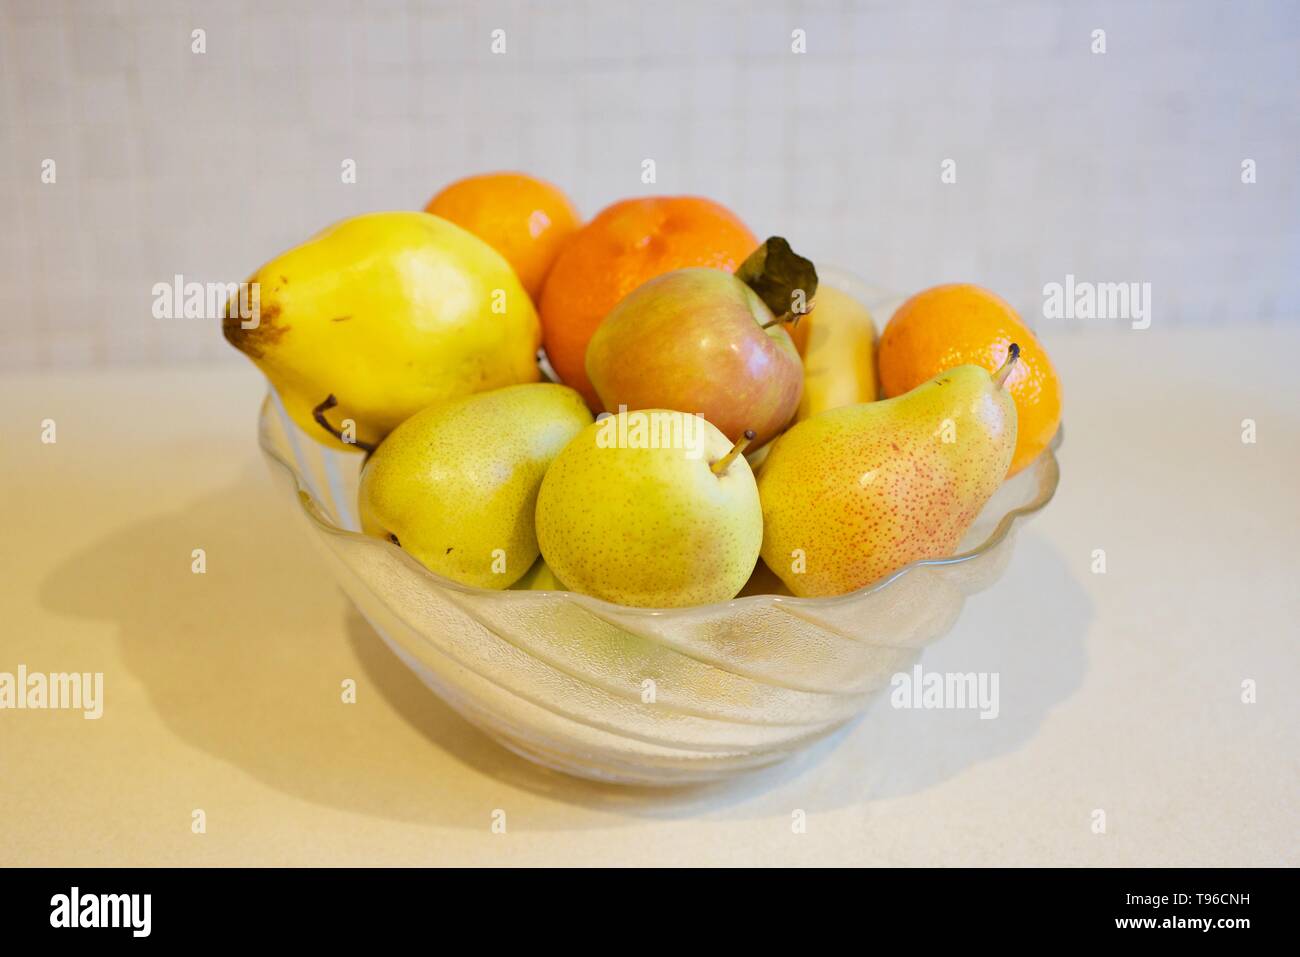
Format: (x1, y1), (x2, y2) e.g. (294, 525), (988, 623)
(535, 410), (762, 607)
(358, 383), (592, 589)
(509, 557), (568, 591)
(758, 346), (1020, 597)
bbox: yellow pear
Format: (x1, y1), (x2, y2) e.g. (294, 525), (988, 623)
(535, 410), (762, 607)
(358, 384), (591, 589)
(758, 347), (1020, 597)
(224, 211), (540, 451)
(792, 284), (878, 422)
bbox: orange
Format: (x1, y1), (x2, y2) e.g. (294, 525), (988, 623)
(878, 283), (1062, 476)
(425, 172), (580, 300)
(538, 196), (758, 409)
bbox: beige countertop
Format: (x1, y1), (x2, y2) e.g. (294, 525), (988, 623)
(2, 324), (1297, 866)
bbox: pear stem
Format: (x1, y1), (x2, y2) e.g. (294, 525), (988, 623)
(711, 430), (756, 475)
(992, 343), (1021, 389)
(312, 394), (377, 454)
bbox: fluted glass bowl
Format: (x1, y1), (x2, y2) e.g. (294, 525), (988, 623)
(256, 271), (1060, 786)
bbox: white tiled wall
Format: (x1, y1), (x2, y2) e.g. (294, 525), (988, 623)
(1, 0), (1297, 369)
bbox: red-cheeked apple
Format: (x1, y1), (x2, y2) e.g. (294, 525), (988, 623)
(584, 268), (803, 448)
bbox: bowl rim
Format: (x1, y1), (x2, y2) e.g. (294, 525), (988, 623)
(260, 393), (1061, 620)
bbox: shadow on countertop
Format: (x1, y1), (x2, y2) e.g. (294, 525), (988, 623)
(40, 460), (1091, 831)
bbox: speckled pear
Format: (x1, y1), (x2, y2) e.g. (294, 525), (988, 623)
(358, 383), (591, 589)
(535, 410), (762, 607)
(758, 346), (1020, 597)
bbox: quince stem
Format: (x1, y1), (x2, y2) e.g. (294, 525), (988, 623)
(312, 394), (377, 454)
(992, 343), (1021, 389)
(711, 430), (756, 476)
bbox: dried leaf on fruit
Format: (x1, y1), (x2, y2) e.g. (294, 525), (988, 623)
(735, 237), (819, 319)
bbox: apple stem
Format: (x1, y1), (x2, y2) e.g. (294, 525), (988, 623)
(993, 343), (1021, 389)
(711, 430), (756, 475)
(312, 394), (377, 453)
(759, 305), (810, 331)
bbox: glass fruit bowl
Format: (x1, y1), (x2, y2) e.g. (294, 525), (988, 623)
(256, 270), (1061, 787)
